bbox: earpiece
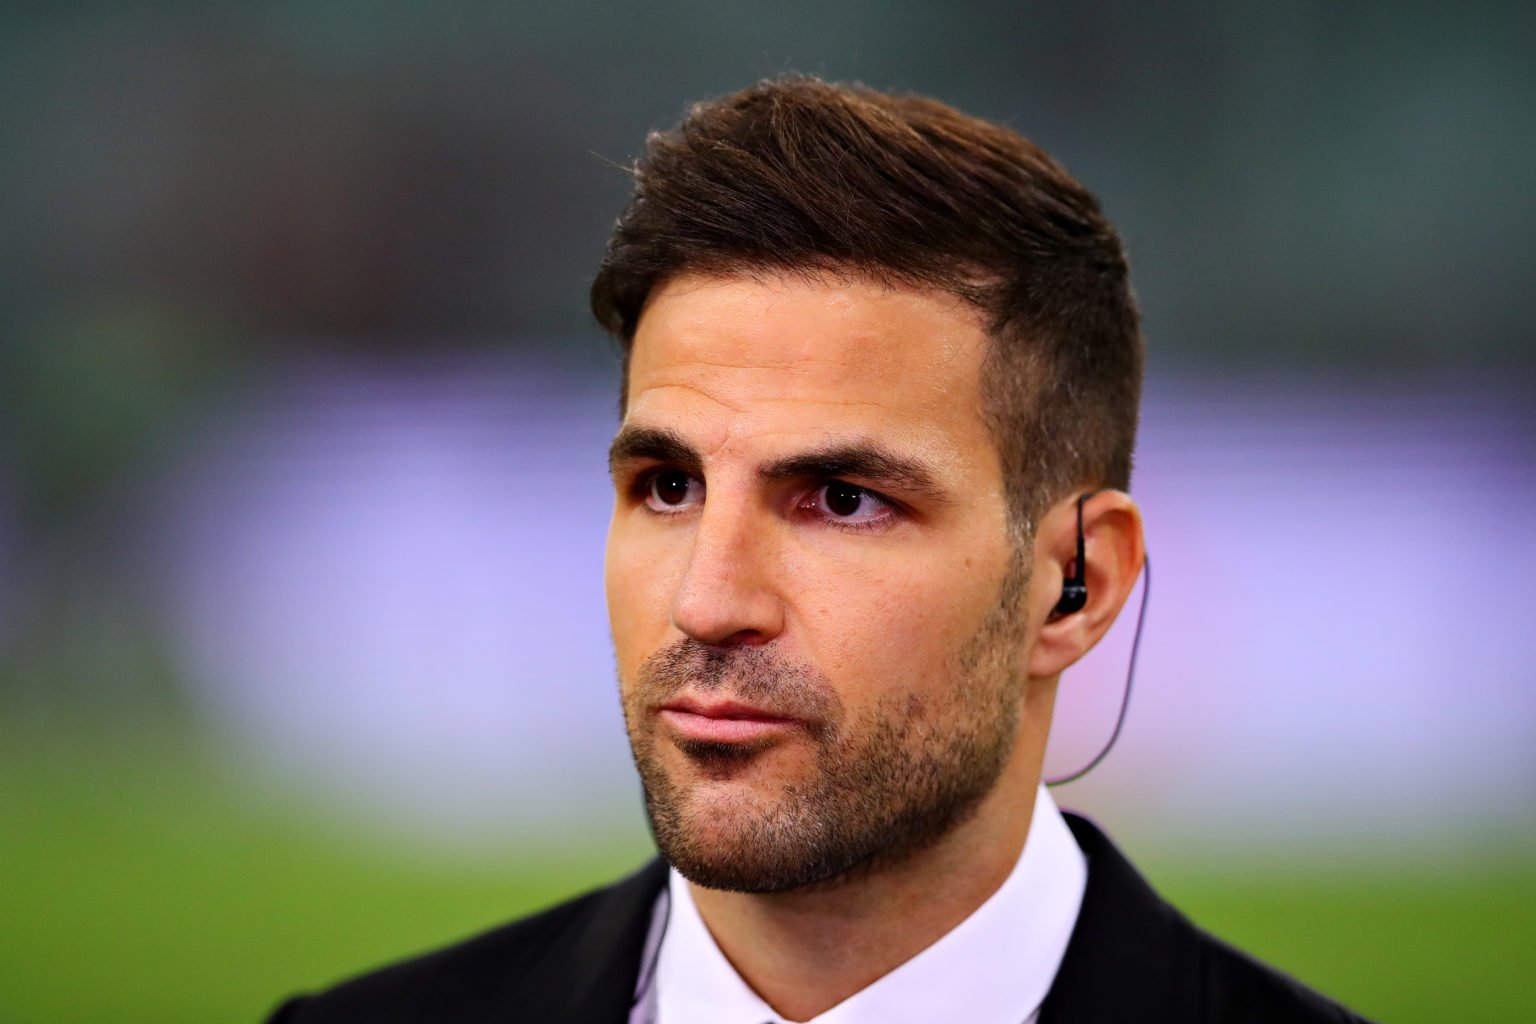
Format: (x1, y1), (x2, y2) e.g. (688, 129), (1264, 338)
(1046, 488), (1152, 787)
(1052, 492), (1092, 617)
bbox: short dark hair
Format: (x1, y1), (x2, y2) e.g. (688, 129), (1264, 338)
(591, 75), (1142, 531)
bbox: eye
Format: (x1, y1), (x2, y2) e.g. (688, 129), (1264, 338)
(644, 470), (703, 512)
(802, 481), (894, 526)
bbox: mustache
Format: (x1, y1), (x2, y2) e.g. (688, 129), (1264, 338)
(632, 639), (842, 728)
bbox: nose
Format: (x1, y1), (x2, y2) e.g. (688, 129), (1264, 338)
(670, 500), (785, 647)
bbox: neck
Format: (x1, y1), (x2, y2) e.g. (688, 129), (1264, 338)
(688, 750), (1043, 1022)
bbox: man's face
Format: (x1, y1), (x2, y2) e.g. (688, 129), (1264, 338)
(606, 273), (1033, 892)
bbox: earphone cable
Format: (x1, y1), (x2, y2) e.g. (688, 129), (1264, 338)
(1046, 553), (1150, 787)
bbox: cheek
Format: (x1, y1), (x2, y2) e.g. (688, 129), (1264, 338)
(605, 521), (691, 681)
(796, 558), (983, 698)
(604, 522), (672, 678)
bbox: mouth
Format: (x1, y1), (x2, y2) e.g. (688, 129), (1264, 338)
(656, 694), (803, 745)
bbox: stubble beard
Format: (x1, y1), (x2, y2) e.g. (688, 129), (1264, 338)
(620, 556), (1030, 894)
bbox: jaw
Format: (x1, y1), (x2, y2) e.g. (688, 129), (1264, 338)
(637, 686), (1049, 896)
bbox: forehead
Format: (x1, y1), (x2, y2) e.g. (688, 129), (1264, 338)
(625, 273), (994, 458)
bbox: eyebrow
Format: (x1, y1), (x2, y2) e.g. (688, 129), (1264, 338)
(760, 442), (949, 502)
(609, 426), (702, 479)
(608, 426), (949, 503)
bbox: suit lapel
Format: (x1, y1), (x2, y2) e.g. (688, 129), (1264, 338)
(506, 858), (669, 1022)
(1038, 813), (1203, 1023)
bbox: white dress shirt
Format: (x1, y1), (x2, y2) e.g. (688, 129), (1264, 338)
(630, 785), (1087, 1024)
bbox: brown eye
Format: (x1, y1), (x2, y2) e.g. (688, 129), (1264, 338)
(824, 481), (866, 517)
(646, 470), (701, 511)
(800, 481), (894, 528)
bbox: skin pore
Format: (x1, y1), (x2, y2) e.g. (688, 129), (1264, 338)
(605, 272), (1145, 1021)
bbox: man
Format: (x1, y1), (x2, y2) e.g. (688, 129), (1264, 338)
(269, 76), (1370, 1022)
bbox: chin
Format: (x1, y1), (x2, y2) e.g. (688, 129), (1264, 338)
(643, 776), (825, 892)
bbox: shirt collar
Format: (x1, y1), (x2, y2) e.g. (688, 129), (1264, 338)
(649, 785), (1086, 1024)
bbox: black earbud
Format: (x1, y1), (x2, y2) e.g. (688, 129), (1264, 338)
(1053, 492), (1092, 616)
(1046, 489), (1153, 787)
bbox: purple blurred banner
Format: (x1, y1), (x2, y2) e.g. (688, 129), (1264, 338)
(146, 356), (1536, 849)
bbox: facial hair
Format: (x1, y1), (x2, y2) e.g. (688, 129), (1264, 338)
(620, 556), (1029, 894)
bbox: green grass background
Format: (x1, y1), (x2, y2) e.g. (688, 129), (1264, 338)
(2, 725), (1531, 1023)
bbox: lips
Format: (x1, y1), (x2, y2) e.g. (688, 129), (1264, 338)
(657, 694), (802, 744)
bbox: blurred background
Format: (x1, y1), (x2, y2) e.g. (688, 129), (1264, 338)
(2, 3), (1533, 1021)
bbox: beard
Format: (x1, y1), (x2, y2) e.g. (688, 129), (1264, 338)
(620, 557), (1029, 894)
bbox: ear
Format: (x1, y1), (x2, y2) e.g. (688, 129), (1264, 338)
(1027, 490), (1146, 681)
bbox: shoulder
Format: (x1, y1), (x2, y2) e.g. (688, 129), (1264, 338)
(1043, 814), (1374, 1024)
(266, 858), (668, 1024)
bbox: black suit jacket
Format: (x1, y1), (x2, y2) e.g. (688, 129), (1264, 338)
(268, 814), (1372, 1023)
